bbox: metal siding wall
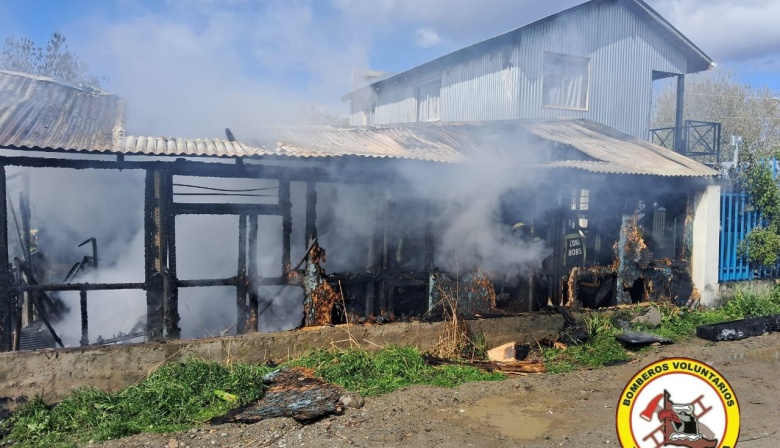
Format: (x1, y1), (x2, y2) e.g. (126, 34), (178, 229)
(365, 0), (692, 138)
(375, 83), (415, 124)
(441, 43), (518, 121)
(514, 1), (689, 138)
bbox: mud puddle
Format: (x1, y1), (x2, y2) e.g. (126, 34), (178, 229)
(462, 395), (561, 440)
(729, 345), (780, 362)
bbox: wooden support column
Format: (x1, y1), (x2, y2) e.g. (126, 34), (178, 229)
(247, 215), (259, 332)
(280, 179), (292, 277)
(378, 201), (392, 314)
(163, 172), (180, 339)
(305, 182), (317, 245)
(236, 214), (249, 334)
(79, 289), (88, 346)
(0, 166), (11, 352)
(144, 170), (166, 341)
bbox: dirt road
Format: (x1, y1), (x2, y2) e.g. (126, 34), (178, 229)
(97, 332), (780, 448)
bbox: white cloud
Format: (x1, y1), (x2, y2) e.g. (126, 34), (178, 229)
(415, 27), (442, 48)
(652, 0), (780, 65)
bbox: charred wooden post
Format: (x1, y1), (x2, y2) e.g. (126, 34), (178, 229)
(236, 214), (249, 333)
(378, 201), (391, 314)
(144, 170), (165, 341)
(19, 192), (32, 325)
(0, 166), (11, 352)
(302, 240), (338, 326)
(547, 208), (566, 307)
(79, 289), (88, 346)
(12, 262), (21, 351)
(163, 172), (180, 339)
(280, 179), (292, 278)
(305, 182), (317, 245)
(615, 215), (633, 305)
(247, 215), (259, 332)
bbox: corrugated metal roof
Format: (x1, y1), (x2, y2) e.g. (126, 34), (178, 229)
(520, 119), (718, 177)
(257, 127), (470, 163)
(114, 127), (470, 163)
(116, 136), (254, 158)
(0, 70), (716, 176)
(0, 70), (123, 151)
(120, 119), (716, 176)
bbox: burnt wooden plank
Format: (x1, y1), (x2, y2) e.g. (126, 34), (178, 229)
(696, 314), (780, 342)
(211, 367), (344, 424)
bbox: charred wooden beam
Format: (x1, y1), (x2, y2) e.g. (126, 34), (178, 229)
(0, 154), (381, 184)
(0, 166), (11, 352)
(144, 170), (164, 341)
(172, 203), (282, 216)
(210, 367), (345, 424)
(16, 282), (146, 292)
(79, 289), (88, 347)
(236, 214), (249, 334)
(176, 277), (284, 288)
(247, 215), (259, 333)
(280, 179), (292, 278)
(163, 173), (180, 339)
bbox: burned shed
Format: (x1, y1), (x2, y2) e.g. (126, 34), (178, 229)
(0, 67), (718, 352)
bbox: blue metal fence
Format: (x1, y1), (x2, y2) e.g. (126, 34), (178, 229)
(718, 160), (780, 282)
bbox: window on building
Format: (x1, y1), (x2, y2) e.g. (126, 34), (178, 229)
(362, 101), (375, 126)
(416, 78), (441, 122)
(543, 53), (590, 110)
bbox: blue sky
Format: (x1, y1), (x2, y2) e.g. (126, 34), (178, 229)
(2, 0), (779, 137)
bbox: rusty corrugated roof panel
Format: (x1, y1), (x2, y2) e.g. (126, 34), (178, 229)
(0, 70), (123, 151)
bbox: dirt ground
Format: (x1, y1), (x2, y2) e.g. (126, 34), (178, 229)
(94, 332), (780, 448)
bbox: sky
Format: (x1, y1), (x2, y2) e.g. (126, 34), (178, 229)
(2, 0), (780, 138)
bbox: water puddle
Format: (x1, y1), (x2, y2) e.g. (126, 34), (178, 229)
(729, 345), (780, 362)
(464, 395), (551, 440)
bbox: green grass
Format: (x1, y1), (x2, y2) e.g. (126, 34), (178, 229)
(544, 285), (780, 373)
(542, 312), (632, 374)
(4, 360), (273, 447)
(3, 347), (502, 447)
(637, 287), (780, 341)
(290, 345), (504, 396)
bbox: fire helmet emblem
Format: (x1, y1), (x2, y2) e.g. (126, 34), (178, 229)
(616, 357), (740, 447)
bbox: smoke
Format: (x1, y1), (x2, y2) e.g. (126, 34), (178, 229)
(8, 1), (639, 347)
(393, 130), (554, 278)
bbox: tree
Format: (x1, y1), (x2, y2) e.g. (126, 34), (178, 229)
(652, 69), (780, 161)
(0, 32), (106, 88)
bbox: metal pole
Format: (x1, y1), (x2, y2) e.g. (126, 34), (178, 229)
(675, 74), (685, 153)
(0, 166), (11, 352)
